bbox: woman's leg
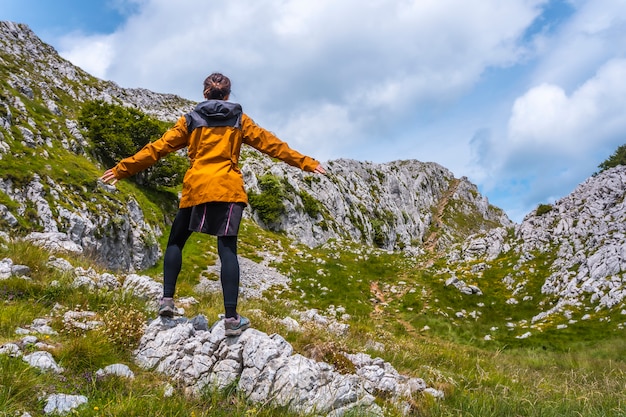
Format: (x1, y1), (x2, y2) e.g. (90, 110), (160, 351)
(217, 235), (240, 318)
(163, 208), (193, 298)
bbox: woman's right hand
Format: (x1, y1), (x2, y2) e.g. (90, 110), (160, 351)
(99, 169), (118, 185)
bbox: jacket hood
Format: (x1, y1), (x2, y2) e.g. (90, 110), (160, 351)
(194, 100), (242, 120)
(186, 100), (243, 131)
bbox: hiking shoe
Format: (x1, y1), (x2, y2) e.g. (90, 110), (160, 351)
(158, 298), (176, 318)
(224, 315), (251, 336)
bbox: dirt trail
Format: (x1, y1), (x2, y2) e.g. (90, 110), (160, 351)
(369, 281), (420, 337)
(370, 179), (461, 336)
(369, 281), (387, 315)
(422, 178), (461, 253)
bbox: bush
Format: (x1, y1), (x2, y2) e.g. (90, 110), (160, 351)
(299, 190), (322, 218)
(100, 306), (146, 349)
(536, 203), (553, 216)
(248, 174), (286, 228)
(371, 218), (386, 247)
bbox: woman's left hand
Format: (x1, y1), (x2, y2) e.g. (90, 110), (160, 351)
(314, 164), (327, 175)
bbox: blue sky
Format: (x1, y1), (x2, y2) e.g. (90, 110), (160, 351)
(3, 0), (626, 222)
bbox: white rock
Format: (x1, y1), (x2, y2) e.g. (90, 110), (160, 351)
(23, 351), (63, 373)
(43, 394), (88, 414)
(96, 363), (135, 379)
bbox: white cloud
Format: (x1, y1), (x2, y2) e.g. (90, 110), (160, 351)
(467, 1), (626, 221)
(530, 0), (626, 89)
(483, 55), (626, 218)
(59, 0), (542, 165)
(58, 33), (114, 78)
(508, 59), (626, 154)
(83, 0), (544, 105)
(279, 102), (356, 161)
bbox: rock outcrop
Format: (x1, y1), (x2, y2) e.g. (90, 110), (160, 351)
(134, 315), (432, 416)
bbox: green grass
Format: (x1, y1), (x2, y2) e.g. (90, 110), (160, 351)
(2, 219), (626, 416)
(2, 49), (625, 414)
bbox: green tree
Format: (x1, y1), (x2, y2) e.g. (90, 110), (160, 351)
(78, 100), (187, 188)
(598, 144), (626, 173)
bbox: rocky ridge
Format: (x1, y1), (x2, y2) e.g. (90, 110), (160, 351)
(449, 166), (626, 328)
(0, 21), (194, 123)
(242, 153), (511, 251)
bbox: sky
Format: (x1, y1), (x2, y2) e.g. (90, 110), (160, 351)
(3, 0), (626, 223)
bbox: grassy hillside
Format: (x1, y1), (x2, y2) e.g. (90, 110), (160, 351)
(1, 92), (624, 417)
(2, 218), (626, 416)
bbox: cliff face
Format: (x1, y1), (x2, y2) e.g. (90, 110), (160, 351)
(242, 153), (511, 251)
(0, 21), (511, 270)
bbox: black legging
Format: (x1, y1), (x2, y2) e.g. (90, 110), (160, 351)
(163, 208), (240, 316)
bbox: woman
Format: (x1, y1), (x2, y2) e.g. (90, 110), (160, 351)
(100, 73), (326, 336)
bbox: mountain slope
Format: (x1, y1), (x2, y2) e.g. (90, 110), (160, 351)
(0, 21), (195, 271)
(3, 19), (626, 340)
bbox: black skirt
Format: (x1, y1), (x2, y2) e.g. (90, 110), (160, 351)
(189, 202), (245, 236)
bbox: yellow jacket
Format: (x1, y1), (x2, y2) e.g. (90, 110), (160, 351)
(111, 100), (320, 208)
